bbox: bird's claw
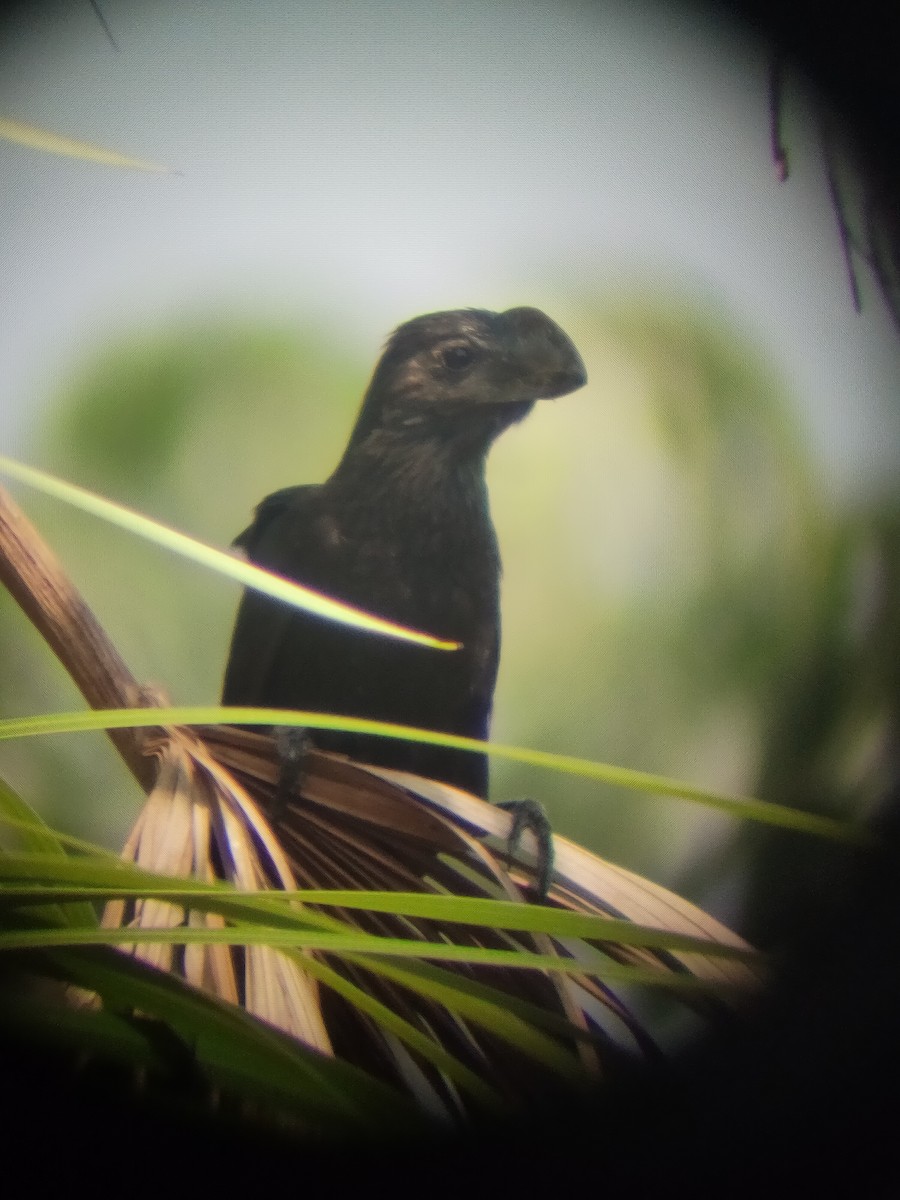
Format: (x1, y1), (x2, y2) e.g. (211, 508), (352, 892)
(497, 798), (554, 902)
(271, 726), (313, 822)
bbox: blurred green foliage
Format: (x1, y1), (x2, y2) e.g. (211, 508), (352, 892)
(1, 293), (896, 942)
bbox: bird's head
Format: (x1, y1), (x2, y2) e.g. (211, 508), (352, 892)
(344, 307), (587, 459)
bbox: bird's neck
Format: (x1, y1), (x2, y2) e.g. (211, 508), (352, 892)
(330, 427), (491, 520)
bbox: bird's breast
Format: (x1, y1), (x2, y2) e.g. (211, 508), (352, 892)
(304, 507), (498, 643)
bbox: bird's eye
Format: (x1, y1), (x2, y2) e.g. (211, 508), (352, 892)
(440, 344), (476, 371)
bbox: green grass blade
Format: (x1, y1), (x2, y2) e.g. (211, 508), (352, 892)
(0, 874), (757, 962)
(283, 952), (505, 1111)
(0, 778), (97, 930)
(0, 118), (177, 172)
(0, 705), (869, 842)
(0, 455), (456, 650)
(342, 953), (587, 1081)
(18, 944), (426, 1134)
(0, 921), (745, 988)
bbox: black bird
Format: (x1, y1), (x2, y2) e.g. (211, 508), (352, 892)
(222, 306), (586, 828)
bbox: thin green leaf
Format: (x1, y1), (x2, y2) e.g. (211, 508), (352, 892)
(0, 455), (457, 650)
(0, 117), (177, 172)
(0, 777), (69, 858)
(0, 705), (868, 842)
(0, 990), (173, 1073)
(343, 953), (587, 1081)
(0, 852), (352, 939)
(0, 879), (757, 962)
(284, 952), (505, 1111)
(25, 945), (426, 1134)
(0, 778), (97, 930)
(0, 922), (746, 990)
(0, 813), (130, 861)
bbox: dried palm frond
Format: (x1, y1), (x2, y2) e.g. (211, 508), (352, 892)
(101, 724), (331, 1052)
(178, 723), (759, 1107)
(0, 479), (761, 1120)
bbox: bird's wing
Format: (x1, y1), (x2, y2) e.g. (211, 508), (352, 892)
(222, 485), (320, 707)
(233, 485), (302, 555)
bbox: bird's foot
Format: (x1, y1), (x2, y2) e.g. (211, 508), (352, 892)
(497, 798), (554, 902)
(271, 726), (314, 823)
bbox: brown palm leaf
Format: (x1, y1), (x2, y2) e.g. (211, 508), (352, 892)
(101, 724), (331, 1052)
(0, 479), (760, 1115)
(193, 724), (758, 1099)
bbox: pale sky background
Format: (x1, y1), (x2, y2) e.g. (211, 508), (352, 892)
(0, 0), (897, 500)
